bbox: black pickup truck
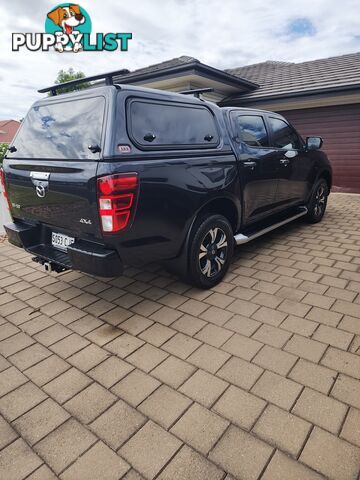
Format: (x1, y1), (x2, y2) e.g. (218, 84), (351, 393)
(1, 72), (332, 288)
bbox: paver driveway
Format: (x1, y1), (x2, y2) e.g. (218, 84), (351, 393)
(0, 193), (359, 480)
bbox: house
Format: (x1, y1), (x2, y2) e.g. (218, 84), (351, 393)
(0, 120), (20, 145)
(114, 52), (360, 193)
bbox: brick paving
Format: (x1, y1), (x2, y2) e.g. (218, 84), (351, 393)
(0, 193), (359, 480)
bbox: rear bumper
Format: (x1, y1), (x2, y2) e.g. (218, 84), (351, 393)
(4, 221), (123, 277)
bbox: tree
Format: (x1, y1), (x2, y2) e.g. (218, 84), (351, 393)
(0, 143), (8, 164)
(51, 68), (90, 95)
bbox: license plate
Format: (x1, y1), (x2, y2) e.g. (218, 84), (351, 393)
(51, 232), (75, 251)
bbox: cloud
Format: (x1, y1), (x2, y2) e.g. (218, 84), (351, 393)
(0, 0), (359, 119)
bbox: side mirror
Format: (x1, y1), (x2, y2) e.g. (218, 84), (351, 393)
(306, 136), (323, 150)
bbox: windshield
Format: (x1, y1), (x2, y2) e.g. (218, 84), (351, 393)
(8, 96), (105, 160)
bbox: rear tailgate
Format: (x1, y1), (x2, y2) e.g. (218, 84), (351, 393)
(4, 94), (107, 240)
(4, 159), (101, 238)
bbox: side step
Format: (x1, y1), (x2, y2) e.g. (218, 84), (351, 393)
(234, 207), (308, 245)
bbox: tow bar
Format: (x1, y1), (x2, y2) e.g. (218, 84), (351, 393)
(32, 256), (69, 273)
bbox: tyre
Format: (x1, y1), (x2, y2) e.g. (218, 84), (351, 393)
(187, 214), (234, 289)
(305, 178), (329, 224)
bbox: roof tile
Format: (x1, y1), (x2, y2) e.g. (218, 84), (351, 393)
(0, 120), (20, 144)
(226, 52), (360, 100)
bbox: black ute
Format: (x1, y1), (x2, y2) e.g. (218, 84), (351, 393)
(1, 73), (332, 288)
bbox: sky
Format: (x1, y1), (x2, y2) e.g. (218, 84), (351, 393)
(0, 0), (359, 119)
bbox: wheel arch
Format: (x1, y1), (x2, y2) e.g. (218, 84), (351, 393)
(194, 196), (241, 233)
(318, 170), (332, 192)
(164, 195), (240, 279)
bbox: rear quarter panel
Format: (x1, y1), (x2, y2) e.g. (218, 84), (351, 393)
(98, 155), (240, 263)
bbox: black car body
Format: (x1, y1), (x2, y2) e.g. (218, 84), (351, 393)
(1, 80), (332, 288)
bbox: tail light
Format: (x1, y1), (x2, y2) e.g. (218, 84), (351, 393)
(0, 167), (10, 210)
(97, 173), (138, 233)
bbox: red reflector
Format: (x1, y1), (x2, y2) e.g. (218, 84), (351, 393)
(98, 174), (138, 195)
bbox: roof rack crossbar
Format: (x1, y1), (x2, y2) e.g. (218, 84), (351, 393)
(179, 87), (214, 98)
(38, 69), (130, 95)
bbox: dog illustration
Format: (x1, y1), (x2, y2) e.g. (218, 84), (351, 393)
(47, 5), (85, 52)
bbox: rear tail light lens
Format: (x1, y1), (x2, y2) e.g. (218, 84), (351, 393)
(99, 198), (112, 210)
(97, 173), (138, 233)
(0, 168), (5, 190)
(100, 211), (130, 232)
(98, 174), (138, 195)
(0, 167), (10, 209)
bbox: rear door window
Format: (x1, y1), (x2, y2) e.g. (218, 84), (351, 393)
(231, 114), (269, 147)
(128, 99), (219, 149)
(8, 96), (105, 160)
(268, 117), (302, 150)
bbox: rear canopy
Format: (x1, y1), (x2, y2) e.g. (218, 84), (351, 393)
(8, 96), (105, 160)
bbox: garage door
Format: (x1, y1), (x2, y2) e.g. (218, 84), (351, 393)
(281, 104), (360, 193)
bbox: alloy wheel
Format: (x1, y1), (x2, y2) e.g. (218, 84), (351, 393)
(198, 227), (228, 277)
(314, 184), (326, 216)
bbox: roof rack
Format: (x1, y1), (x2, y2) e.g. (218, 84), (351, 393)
(179, 87), (214, 98)
(38, 69), (130, 96)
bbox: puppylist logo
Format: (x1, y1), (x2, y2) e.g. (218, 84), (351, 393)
(12, 3), (132, 53)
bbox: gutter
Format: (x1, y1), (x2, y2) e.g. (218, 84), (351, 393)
(116, 61), (259, 91)
(220, 83), (360, 106)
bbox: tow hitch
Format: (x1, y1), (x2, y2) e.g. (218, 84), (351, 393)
(32, 256), (69, 273)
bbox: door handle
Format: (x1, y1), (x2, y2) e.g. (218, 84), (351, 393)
(243, 161), (257, 168)
(30, 171), (50, 180)
(280, 158), (290, 166)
